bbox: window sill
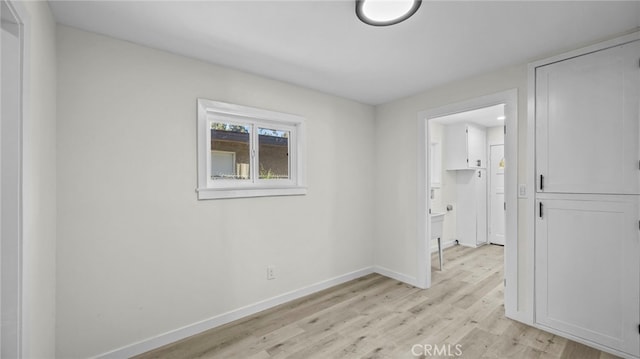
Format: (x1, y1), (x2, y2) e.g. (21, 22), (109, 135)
(197, 186), (307, 200)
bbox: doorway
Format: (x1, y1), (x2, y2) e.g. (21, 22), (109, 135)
(1, 0), (24, 356)
(428, 105), (504, 249)
(416, 89), (518, 319)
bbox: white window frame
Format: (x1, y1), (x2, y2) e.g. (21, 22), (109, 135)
(197, 99), (306, 200)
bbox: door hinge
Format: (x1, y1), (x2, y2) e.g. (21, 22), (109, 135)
(638, 324), (639, 334)
(504, 125), (506, 135)
(638, 220), (640, 231)
(540, 174), (544, 191)
(504, 202), (506, 211)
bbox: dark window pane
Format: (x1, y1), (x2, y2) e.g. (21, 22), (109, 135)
(258, 127), (289, 180)
(211, 122), (251, 180)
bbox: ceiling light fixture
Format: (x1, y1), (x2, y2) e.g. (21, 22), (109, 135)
(497, 116), (506, 121)
(356, 0), (421, 26)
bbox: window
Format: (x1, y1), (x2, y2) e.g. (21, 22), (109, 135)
(197, 99), (306, 199)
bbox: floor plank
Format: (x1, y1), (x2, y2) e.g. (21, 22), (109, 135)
(134, 245), (620, 359)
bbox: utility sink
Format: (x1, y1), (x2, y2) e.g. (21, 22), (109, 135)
(431, 212), (445, 240)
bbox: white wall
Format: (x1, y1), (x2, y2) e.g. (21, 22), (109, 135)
(56, 25), (375, 358)
(487, 125), (504, 147)
(19, 1), (57, 357)
(373, 65), (529, 303)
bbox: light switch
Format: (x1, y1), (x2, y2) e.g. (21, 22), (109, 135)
(518, 184), (527, 198)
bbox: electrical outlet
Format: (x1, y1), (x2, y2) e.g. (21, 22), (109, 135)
(266, 266), (276, 280)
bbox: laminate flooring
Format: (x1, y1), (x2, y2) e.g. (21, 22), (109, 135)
(135, 245), (619, 359)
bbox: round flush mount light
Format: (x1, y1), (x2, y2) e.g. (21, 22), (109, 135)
(356, 0), (421, 26)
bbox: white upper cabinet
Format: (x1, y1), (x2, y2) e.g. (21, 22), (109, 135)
(536, 40), (640, 194)
(445, 123), (486, 170)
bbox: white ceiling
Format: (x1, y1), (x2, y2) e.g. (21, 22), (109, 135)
(49, 1), (640, 105)
(431, 104), (504, 128)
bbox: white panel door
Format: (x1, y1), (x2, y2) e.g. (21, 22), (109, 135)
(535, 196), (639, 356)
(489, 145), (505, 245)
(536, 40), (640, 195)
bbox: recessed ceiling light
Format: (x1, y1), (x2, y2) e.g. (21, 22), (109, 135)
(356, 0), (421, 26)
(497, 116), (506, 121)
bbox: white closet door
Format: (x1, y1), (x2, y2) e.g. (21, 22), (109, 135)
(536, 40), (640, 195)
(535, 196), (639, 356)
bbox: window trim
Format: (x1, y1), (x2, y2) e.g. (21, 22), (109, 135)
(197, 99), (307, 200)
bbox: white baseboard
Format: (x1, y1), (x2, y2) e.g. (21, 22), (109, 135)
(372, 265), (418, 287)
(533, 323), (639, 359)
(93, 267), (375, 359)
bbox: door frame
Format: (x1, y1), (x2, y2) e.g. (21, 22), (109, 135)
(488, 144), (505, 245)
(527, 30), (640, 357)
(417, 89), (519, 318)
(1, 0), (27, 356)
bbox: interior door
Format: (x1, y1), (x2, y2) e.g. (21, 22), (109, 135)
(489, 145), (505, 245)
(535, 196), (639, 356)
(536, 40), (640, 195)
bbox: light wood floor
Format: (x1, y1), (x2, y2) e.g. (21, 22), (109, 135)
(135, 245), (619, 359)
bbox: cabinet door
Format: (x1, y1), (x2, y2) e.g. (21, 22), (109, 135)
(445, 123), (470, 170)
(467, 125), (486, 168)
(535, 197), (639, 356)
(536, 40), (640, 194)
